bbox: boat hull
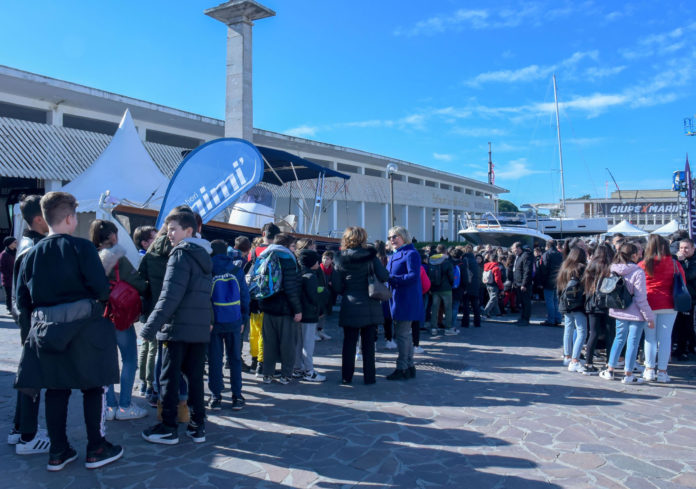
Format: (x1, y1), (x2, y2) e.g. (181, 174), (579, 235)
(459, 227), (552, 248)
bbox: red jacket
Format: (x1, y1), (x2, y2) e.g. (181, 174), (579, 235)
(484, 261), (504, 290)
(639, 256), (685, 311)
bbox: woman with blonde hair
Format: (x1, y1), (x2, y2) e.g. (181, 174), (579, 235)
(333, 226), (389, 384)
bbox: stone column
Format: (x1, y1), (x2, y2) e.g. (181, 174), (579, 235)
(448, 209), (454, 241)
(206, 1), (275, 141)
(359, 201), (366, 228)
(384, 203), (390, 237)
(434, 208), (441, 242)
(402, 205), (409, 230)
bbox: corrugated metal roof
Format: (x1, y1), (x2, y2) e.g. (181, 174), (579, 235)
(0, 117), (184, 181)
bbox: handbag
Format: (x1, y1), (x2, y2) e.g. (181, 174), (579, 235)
(367, 260), (392, 301)
(672, 260), (692, 313)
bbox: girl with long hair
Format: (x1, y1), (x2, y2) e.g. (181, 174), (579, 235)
(638, 234), (685, 382)
(557, 247), (587, 372)
(582, 243), (614, 375)
(600, 243), (655, 384)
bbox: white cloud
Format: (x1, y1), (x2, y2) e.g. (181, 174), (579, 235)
(394, 9), (488, 36)
(584, 65), (626, 80)
(285, 125), (318, 138)
(467, 51), (597, 86)
(493, 158), (548, 180)
(452, 127), (506, 137)
(433, 153), (454, 162)
(621, 22), (696, 59)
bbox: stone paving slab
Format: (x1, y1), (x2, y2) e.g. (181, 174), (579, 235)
(1, 305), (696, 488)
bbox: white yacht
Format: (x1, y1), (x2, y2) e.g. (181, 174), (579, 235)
(458, 213), (553, 248)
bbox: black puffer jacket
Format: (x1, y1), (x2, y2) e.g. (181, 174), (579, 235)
(15, 299), (119, 395)
(259, 245), (302, 317)
(300, 267), (321, 323)
(334, 247), (389, 328)
(138, 234), (173, 316)
(462, 252), (481, 295)
(513, 249), (533, 288)
(141, 238), (213, 343)
(679, 253), (696, 306)
(539, 247), (563, 290)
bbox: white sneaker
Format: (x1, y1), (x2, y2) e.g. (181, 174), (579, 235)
(567, 361), (583, 373)
(562, 357), (571, 366)
(318, 331), (332, 340)
(656, 371), (671, 383)
(621, 375), (645, 385)
(15, 432), (50, 455)
(414, 346), (425, 354)
(115, 404), (148, 420)
(314, 334), (322, 341)
(8, 428), (20, 445)
(431, 328), (439, 336)
(105, 406), (116, 421)
(632, 364), (645, 374)
(599, 369), (614, 380)
(385, 340), (397, 350)
(444, 328), (459, 336)
(303, 370), (326, 382)
(642, 368), (656, 382)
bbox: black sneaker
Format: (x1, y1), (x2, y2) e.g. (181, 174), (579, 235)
(250, 357), (258, 371)
(147, 392), (158, 408)
(85, 440), (124, 469)
(47, 446), (78, 472)
(241, 362), (251, 373)
(582, 365), (600, 376)
(386, 369), (408, 381)
(208, 397), (222, 410)
(231, 396), (246, 411)
(185, 423), (206, 443)
(407, 366), (416, 379)
(141, 423), (179, 445)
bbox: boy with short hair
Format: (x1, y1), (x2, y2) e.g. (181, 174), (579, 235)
(133, 226), (157, 255)
(15, 192), (122, 470)
(295, 250), (326, 381)
(140, 211), (212, 444)
(208, 240), (250, 410)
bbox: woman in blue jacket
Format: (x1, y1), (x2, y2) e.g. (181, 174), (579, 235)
(386, 226), (423, 380)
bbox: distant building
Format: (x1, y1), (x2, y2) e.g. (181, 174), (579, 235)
(563, 189), (681, 232)
(0, 65), (507, 241)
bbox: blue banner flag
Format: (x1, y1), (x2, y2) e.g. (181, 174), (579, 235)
(156, 138), (264, 228)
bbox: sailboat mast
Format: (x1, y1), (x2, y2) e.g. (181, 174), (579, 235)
(553, 74), (566, 216)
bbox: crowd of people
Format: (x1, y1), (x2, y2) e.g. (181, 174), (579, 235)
(3, 191), (694, 472)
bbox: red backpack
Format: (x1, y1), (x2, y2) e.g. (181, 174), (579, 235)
(104, 263), (142, 331)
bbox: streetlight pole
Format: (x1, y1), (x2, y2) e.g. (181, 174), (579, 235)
(387, 163), (398, 228)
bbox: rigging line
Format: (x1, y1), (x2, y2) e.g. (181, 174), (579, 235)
(320, 179), (348, 212)
(560, 108), (599, 198)
(343, 182), (350, 226)
(261, 154), (285, 186)
(288, 161), (314, 219)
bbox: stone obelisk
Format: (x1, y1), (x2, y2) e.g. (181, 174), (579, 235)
(205, 1), (275, 142)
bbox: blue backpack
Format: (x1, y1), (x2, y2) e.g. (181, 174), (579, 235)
(211, 272), (242, 323)
(247, 251), (283, 300)
(453, 264), (461, 289)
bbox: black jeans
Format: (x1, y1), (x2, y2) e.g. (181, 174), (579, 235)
(411, 320), (420, 346)
(517, 287), (532, 321)
(160, 341), (206, 429)
(586, 313), (614, 365)
(4, 285), (11, 312)
(462, 294), (481, 328)
(13, 390), (40, 436)
(673, 310), (696, 355)
(342, 325), (376, 384)
(45, 387), (104, 454)
(383, 315), (393, 342)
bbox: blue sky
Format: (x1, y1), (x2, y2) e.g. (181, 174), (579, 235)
(1, 1), (695, 207)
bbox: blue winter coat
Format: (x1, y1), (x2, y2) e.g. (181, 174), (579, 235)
(387, 243), (423, 321)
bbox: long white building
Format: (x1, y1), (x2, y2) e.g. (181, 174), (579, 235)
(0, 65), (506, 241)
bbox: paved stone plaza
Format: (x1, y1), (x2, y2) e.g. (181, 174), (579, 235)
(1, 308), (695, 489)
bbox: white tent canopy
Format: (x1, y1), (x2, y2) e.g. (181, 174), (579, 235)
(605, 219), (649, 237)
(651, 219), (681, 236)
(61, 109), (170, 213)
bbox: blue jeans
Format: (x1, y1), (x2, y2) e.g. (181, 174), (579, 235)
(106, 326), (137, 408)
(563, 312), (587, 360)
(451, 299), (460, 325)
(544, 289), (562, 324)
(155, 341), (188, 400)
(644, 311), (677, 371)
(208, 328), (242, 398)
(609, 319), (646, 373)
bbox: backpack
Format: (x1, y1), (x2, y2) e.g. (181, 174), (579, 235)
(211, 271), (242, 323)
(560, 277), (584, 312)
(427, 260), (443, 288)
(247, 251), (283, 300)
(452, 264), (461, 289)
(104, 263), (142, 331)
(596, 273), (633, 310)
(482, 269), (495, 285)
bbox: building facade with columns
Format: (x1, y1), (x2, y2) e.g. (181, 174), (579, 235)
(0, 64), (506, 241)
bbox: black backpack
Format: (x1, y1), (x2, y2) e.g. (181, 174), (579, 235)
(596, 273), (633, 310)
(428, 261), (443, 288)
(560, 277), (584, 312)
